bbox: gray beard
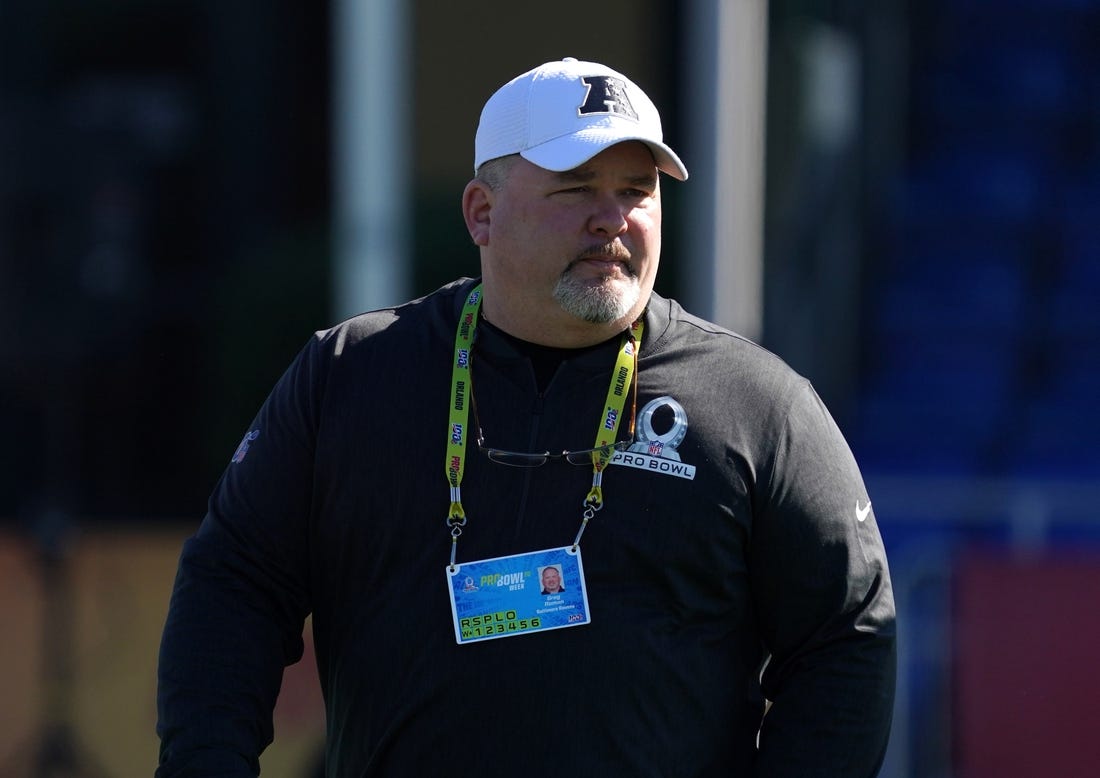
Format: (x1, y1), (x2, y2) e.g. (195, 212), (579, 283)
(553, 270), (640, 323)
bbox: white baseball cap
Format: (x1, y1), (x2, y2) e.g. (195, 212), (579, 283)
(474, 57), (688, 181)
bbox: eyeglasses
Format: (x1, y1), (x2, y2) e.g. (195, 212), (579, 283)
(478, 437), (632, 467)
(470, 344), (638, 468)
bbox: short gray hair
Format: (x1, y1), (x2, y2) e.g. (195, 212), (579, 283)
(475, 154), (519, 191)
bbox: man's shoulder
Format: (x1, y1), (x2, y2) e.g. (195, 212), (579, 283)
(314, 278), (476, 353)
(646, 292), (804, 382)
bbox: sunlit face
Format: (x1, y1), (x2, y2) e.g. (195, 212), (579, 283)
(467, 142), (663, 345)
(541, 566), (562, 592)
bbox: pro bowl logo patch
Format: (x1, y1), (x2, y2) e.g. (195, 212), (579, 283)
(609, 396), (695, 480)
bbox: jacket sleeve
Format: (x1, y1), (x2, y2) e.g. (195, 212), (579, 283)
(750, 380), (896, 777)
(155, 336), (324, 777)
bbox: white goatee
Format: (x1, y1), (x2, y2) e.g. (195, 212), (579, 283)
(553, 270), (640, 323)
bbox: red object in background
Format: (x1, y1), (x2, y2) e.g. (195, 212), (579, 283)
(954, 551), (1100, 777)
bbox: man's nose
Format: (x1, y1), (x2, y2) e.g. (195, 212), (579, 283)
(588, 195), (629, 236)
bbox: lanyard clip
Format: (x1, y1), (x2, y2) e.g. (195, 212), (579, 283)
(584, 471), (605, 510)
(447, 486), (467, 532)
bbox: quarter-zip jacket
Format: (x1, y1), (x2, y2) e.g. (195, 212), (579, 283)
(157, 278), (896, 777)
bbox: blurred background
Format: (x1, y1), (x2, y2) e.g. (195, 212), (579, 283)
(2, 0), (1099, 776)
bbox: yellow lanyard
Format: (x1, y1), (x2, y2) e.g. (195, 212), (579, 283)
(444, 284), (642, 568)
(445, 286), (482, 531)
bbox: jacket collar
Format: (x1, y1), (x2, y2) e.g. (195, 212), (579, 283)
(452, 277), (674, 369)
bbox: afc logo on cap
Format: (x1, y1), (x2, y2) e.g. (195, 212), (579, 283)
(578, 75), (639, 121)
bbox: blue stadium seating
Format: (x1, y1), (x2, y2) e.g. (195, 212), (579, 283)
(853, 1), (1100, 483)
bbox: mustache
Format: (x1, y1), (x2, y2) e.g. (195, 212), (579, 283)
(564, 243), (637, 279)
(575, 242), (632, 263)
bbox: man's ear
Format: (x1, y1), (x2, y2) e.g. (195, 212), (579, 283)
(462, 179), (493, 247)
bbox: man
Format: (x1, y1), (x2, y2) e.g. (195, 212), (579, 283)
(157, 58), (895, 776)
(540, 565), (565, 595)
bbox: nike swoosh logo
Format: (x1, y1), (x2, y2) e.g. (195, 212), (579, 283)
(856, 500), (872, 523)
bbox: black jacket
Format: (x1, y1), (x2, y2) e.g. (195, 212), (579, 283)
(157, 278), (895, 776)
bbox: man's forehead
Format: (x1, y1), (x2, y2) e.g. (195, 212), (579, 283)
(548, 148), (660, 185)
(552, 165), (658, 185)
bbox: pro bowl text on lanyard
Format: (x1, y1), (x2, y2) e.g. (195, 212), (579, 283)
(443, 284), (642, 644)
